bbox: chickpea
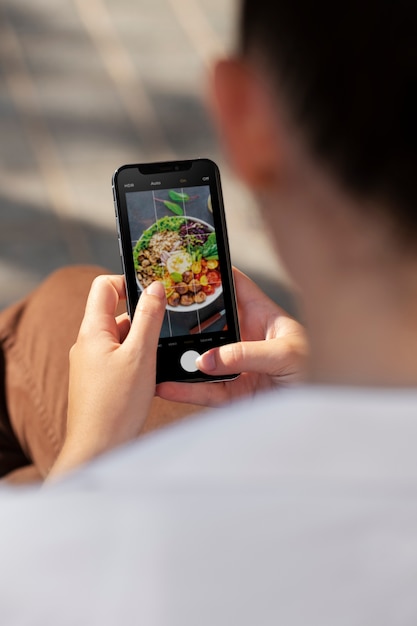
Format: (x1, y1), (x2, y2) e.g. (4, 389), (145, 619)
(194, 291), (207, 304)
(180, 294), (194, 306)
(168, 292), (180, 307)
(176, 282), (189, 295)
(182, 271), (193, 284)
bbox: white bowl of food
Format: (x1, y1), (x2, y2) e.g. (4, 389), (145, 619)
(134, 216), (223, 311)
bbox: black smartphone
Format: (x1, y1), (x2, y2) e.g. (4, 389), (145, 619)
(112, 158), (240, 383)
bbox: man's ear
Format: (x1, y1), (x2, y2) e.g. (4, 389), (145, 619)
(211, 58), (280, 189)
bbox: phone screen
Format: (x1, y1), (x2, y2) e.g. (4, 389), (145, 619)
(113, 159), (240, 383)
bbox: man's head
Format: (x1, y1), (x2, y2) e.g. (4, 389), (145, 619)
(213, 1), (417, 251)
(212, 0), (417, 386)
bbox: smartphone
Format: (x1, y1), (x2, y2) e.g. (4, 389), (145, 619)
(112, 158), (240, 383)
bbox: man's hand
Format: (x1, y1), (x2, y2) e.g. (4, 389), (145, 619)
(48, 275), (166, 478)
(157, 269), (308, 407)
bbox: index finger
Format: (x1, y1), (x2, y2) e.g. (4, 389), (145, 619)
(156, 379), (232, 407)
(80, 274), (126, 334)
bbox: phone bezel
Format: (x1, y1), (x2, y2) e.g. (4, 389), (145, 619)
(113, 158), (240, 383)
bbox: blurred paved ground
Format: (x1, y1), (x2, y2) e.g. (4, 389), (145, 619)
(0, 0), (296, 314)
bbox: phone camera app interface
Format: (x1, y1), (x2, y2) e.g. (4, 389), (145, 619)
(126, 185), (227, 339)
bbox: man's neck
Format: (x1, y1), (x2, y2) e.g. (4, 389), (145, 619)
(305, 263), (417, 387)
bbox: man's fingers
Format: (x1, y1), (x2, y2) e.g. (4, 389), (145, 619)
(125, 281), (166, 352)
(116, 313), (131, 343)
(79, 275), (126, 335)
(156, 380), (231, 407)
(197, 339), (294, 376)
(79, 276), (165, 361)
(86, 275), (126, 315)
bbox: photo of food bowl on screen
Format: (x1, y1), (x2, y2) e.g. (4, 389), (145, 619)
(126, 185), (227, 339)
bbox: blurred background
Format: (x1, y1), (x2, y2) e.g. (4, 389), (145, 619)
(0, 0), (295, 313)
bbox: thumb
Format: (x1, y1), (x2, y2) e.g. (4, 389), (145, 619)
(124, 281), (166, 354)
(197, 339), (297, 377)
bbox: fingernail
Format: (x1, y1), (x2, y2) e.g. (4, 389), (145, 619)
(146, 281), (166, 299)
(196, 350), (216, 372)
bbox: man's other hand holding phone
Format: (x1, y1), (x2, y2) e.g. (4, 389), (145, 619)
(157, 268), (308, 407)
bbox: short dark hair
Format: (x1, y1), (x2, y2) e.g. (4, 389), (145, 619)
(240, 1), (417, 237)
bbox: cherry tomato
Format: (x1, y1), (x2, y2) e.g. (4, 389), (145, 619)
(202, 284), (215, 295)
(207, 270), (221, 286)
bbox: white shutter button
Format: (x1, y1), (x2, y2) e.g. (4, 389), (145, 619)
(180, 350), (200, 373)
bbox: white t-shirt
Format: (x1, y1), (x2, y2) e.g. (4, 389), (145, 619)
(2, 386), (417, 625)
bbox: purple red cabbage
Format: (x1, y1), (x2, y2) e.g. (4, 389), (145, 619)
(179, 221), (210, 245)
